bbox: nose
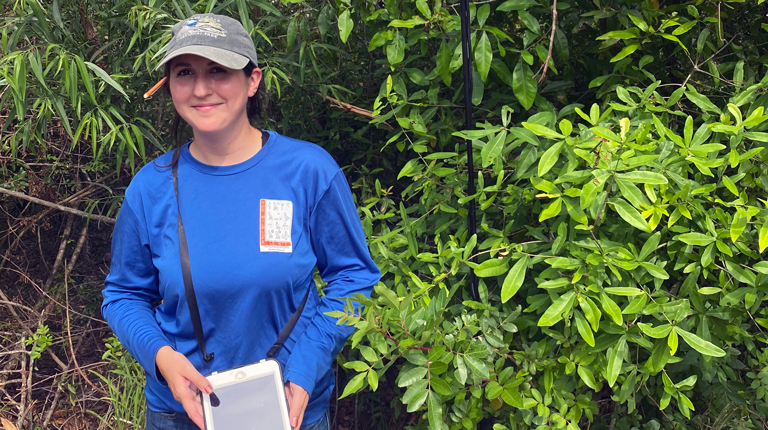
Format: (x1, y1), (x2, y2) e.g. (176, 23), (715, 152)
(192, 75), (213, 98)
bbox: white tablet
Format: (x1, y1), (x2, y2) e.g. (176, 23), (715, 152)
(202, 359), (291, 430)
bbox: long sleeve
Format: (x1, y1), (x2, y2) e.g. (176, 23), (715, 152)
(101, 197), (170, 384)
(284, 170), (381, 394)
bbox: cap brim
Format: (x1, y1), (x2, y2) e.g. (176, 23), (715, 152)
(154, 46), (250, 71)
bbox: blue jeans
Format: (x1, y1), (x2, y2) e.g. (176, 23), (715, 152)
(145, 409), (331, 430)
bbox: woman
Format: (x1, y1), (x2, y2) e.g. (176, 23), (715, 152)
(102, 13), (380, 430)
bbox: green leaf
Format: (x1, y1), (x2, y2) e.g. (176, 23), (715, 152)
(403, 380), (429, 412)
(398, 366), (428, 387)
(616, 179), (650, 209)
(340, 372), (367, 399)
(605, 336), (627, 386)
(730, 212), (747, 243)
(416, 0), (432, 18)
(759, 221), (768, 253)
(563, 198), (588, 225)
(611, 43), (640, 62)
(436, 39), (452, 85)
(722, 176), (739, 196)
(675, 327), (726, 357)
(639, 232), (661, 260)
(497, 0), (537, 11)
(539, 198), (563, 222)
(596, 30), (639, 40)
(513, 60), (537, 110)
(599, 292), (623, 326)
(638, 323), (672, 338)
(754, 261), (768, 275)
(668, 328), (679, 355)
(677, 232), (716, 246)
(672, 20), (697, 36)
(609, 199), (652, 232)
(616, 171), (668, 184)
(622, 293), (648, 314)
(389, 17), (428, 28)
(578, 366), (601, 391)
(627, 13), (649, 32)
(538, 291), (576, 327)
(338, 9), (354, 43)
(464, 355), (490, 379)
(574, 310), (595, 347)
(580, 297), (602, 331)
(725, 260), (756, 286)
(481, 131), (507, 167)
(475, 258), (509, 277)
(368, 369), (379, 391)
(430, 377), (452, 396)
(518, 10), (540, 34)
(427, 391), (443, 430)
(538, 141), (564, 176)
(685, 89), (722, 114)
(501, 256), (529, 302)
(386, 31), (405, 65)
(522, 122), (564, 139)
(604, 287), (644, 296)
(697, 287), (722, 295)
(640, 262), (670, 279)
(475, 32), (492, 82)
(531, 177), (559, 193)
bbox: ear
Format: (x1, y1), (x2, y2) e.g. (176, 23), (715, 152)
(247, 67), (262, 97)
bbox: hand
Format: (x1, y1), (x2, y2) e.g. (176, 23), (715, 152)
(284, 381), (309, 429)
(155, 346), (212, 430)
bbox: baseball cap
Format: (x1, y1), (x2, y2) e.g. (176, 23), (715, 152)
(155, 14), (259, 71)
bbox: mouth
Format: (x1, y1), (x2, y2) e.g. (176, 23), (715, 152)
(192, 103), (222, 112)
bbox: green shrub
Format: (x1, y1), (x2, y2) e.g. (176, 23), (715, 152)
(341, 80), (768, 430)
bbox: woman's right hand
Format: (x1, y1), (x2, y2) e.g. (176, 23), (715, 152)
(155, 346), (212, 430)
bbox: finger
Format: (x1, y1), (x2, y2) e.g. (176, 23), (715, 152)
(185, 368), (213, 395)
(180, 394), (206, 429)
(287, 383), (309, 429)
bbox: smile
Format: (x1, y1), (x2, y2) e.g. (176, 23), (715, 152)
(192, 103), (223, 112)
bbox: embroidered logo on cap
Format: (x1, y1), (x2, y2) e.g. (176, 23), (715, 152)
(178, 17), (227, 39)
(260, 199), (292, 253)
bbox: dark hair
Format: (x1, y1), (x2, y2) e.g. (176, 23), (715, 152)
(160, 61), (266, 168)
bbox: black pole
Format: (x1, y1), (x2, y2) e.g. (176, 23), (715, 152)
(459, 0), (479, 302)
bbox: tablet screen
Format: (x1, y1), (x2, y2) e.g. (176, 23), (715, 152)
(209, 374), (285, 429)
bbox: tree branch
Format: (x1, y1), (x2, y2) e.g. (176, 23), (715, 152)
(538, 0), (558, 84)
(0, 187), (116, 225)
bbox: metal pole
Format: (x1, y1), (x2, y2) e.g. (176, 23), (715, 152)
(459, 0), (479, 301)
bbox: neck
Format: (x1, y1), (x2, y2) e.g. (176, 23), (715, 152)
(189, 119), (262, 166)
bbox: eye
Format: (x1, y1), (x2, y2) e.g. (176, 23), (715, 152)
(210, 67), (227, 74)
(176, 69), (193, 77)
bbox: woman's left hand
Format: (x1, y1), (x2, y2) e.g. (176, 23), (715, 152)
(284, 381), (309, 429)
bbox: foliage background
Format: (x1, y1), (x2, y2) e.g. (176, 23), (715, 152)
(1, 0), (767, 429)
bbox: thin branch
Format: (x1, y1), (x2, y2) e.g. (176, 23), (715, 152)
(65, 263), (108, 396)
(538, 0), (558, 84)
(310, 90), (394, 130)
(0, 187), (116, 225)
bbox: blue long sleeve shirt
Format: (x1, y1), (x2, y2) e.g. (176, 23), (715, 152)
(101, 132), (380, 424)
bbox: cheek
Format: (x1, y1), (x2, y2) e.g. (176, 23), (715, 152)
(169, 86), (186, 106)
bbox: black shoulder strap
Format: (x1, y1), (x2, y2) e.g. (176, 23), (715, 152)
(173, 161), (214, 363)
(171, 135), (309, 363)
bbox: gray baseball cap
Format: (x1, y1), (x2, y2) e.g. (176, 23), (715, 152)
(155, 14), (258, 71)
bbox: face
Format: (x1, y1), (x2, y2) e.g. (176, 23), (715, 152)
(168, 54), (261, 135)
